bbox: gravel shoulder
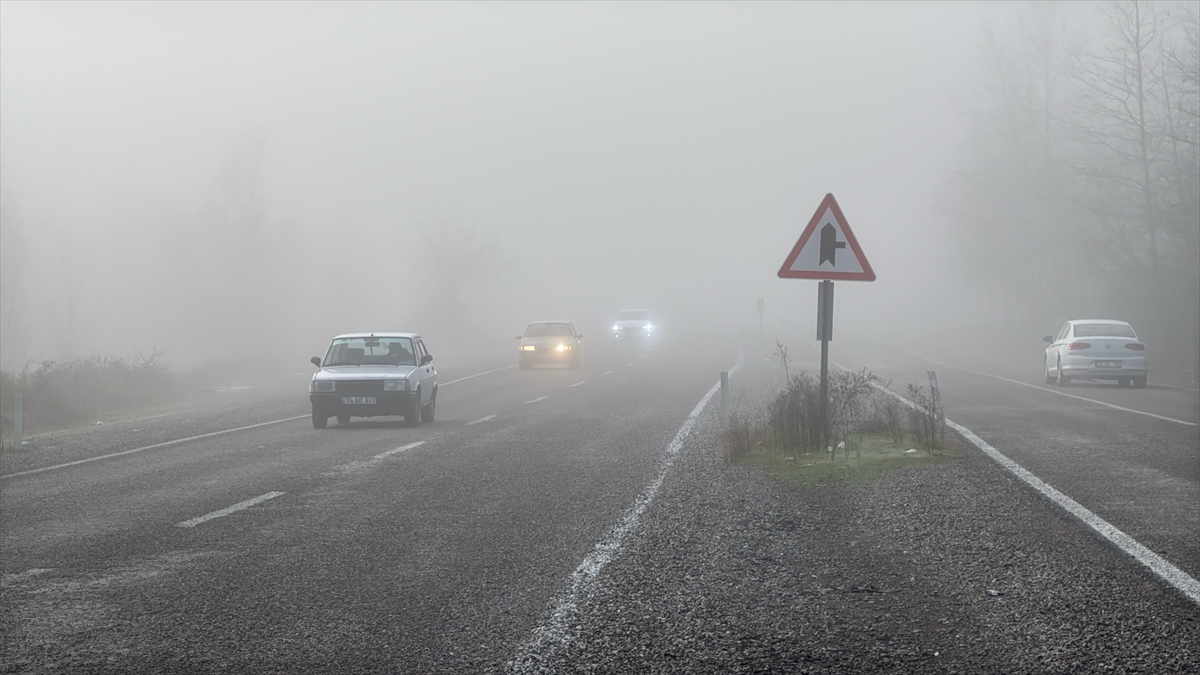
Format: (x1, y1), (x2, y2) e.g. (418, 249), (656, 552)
(524, 354), (1200, 674)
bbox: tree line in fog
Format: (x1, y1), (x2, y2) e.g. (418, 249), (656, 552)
(949, 0), (1199, 374)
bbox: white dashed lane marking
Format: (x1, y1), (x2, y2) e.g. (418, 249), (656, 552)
(602, 371), (614, 376)
(625, 363), (634, 368)
(569, 381), (587, 388)
(372, 441), (425, 461)
(176, 491), (286, 528)
(466, 415), (497, 426)
(526, 396), (548, 404)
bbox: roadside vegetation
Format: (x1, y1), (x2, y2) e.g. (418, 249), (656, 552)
(0, 352), (175, 449)
(725, 345), (959, 484)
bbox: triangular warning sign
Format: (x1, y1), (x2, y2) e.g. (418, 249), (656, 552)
(777, 193), (875, 281)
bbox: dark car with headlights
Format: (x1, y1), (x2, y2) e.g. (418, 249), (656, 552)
(517, 321), (582, 369)
(309, 332), (437, 428)
(611, 309), (655, 339)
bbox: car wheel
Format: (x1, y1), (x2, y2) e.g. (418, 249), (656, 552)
(337, 414), (350, 425)
(1133, 376), (1147, 388)
(1044, 362), (1055, 384)
(1118, 378), (1131, 388)
(406, 388), (422, 427)
(312, 408), (328, 429)
(421, 388), (436, 423)
(1056, 359), (1070, 386)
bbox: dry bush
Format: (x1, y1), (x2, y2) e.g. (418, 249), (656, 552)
(1, 352), (174, 444)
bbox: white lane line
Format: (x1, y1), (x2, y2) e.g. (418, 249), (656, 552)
(870, 380), (1200, 606)
(625, 363), (634, 368)
(569, 381), (587, 388)
(639, 354), (647, 359)
(602, 370), (614, 376)
(1, 415), (309, 480)
(526, 396), (548, 404)
(371, 441), (425, 461)
(440, 364), (517, 386)
(508, 363), (738, 672)
(175, 491), (285, 528)
(466, 415), (497, 426)
(906, 351), (1196, 427)
(950, 419), (1200, 605)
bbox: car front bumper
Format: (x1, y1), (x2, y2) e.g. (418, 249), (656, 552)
(310, 391), (419, 417)
(519, 349), (577, 363)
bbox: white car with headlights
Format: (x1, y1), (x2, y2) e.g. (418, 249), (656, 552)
(309, 332), (437, 428)
(1043, 319), (1147, 388)
(517, 321), (582, 369)
(611, 309), (655, 340)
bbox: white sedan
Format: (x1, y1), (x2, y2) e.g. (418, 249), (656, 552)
(1043, 319), (1147, 388)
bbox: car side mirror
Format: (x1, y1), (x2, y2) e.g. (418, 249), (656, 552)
(577, 334), (583, 339)
(515, 335), (523, 340)
(420, 354), (433, 365)
(1042, 336), (1053, 344)
(311, 356), (322, 368)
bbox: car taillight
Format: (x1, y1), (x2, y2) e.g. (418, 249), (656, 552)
(1125, 343), (1145, 351)
(1067, 342), (1091, 350)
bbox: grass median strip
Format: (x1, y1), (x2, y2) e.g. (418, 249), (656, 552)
(175, 491), (285, 528)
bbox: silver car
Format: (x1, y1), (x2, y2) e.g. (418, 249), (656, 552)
(1043, 319), (1147, 388)
(309, 332), (438, 428)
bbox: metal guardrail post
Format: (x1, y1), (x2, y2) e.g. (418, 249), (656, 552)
(13, 391), (23, 449)
(720, 371), (729, 429)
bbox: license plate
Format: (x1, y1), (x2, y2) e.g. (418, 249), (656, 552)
(1095, 361), (1121, 368)
(342, 396), (376, 404)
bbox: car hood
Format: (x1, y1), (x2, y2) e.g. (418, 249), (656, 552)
(312, 365), (418, 381)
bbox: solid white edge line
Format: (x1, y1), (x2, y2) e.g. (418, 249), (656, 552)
(526, 396), (548, 404)
(507, 362), (739, 673)
(903, 350), (1196, 427)
(869, 380), (1200, 606)
(371, 441), (425, 461)
(1, 415), (309, 480)
(466, 415), (497, 426)
(569, 381), (587, 388)
(175, 491), (286, 528)
(440, 364), (517, 386)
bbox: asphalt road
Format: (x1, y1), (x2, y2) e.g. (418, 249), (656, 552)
(3, 329), (1198, 673)
(2, 335), (736, 673)
(788, 333), (1200, 585)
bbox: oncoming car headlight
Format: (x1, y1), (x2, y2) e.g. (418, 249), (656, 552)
(311, 381), (335, 393)
(521, 345), (536, 351)
(555, 343), (572, 352)
(384, 380), (408, 392)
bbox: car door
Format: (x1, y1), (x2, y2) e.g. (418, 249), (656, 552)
(1050, 323), (1071, 372)
(414, 339), (435, 404)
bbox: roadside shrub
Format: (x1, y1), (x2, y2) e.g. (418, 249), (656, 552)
(0, 352), (175, 445)
(723, 365), (947, 463)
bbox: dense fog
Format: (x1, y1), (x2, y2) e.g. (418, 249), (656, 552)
(2, 2), (1197, 377)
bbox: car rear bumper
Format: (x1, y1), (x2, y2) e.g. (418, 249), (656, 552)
(310, 392), (418, 417)
(1061, 354), (1147, 380)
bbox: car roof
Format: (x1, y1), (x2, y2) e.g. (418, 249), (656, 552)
(331, 332), (421, 340)
(1067, 319), (1132, 325)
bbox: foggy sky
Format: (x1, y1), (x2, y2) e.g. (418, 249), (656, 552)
(1, 1), (998, 368)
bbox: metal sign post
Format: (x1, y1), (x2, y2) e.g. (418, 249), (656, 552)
(778, 193), (875, 451)
(816, 281), (834, 445)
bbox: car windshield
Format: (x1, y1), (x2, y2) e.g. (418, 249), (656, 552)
(1073, 323), (1136, 339)
(323, 337), (416, 366)
(616, 310), (649, 321)
(524, 323), (574, 337)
